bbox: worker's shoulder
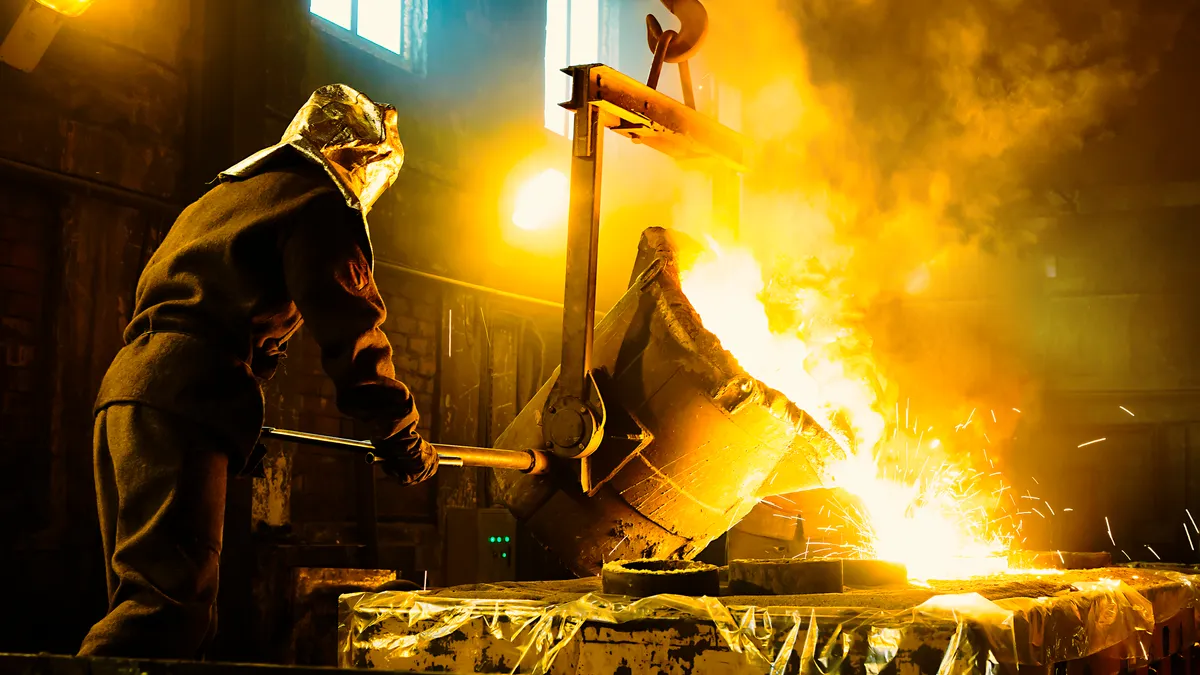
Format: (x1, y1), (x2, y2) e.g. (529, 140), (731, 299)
(228, 157), (343, 203)
(195, 149), (340, 211)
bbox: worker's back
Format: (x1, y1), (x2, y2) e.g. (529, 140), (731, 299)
(129, 157), (350, 366)
(95, 155), (370, 467)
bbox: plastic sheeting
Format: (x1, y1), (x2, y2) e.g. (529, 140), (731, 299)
(339, 569), (1200, 675)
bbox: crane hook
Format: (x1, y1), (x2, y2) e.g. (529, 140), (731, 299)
(644, 0), (708, 109)
(645, 0), (708, 63)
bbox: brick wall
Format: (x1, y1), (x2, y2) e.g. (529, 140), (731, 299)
(0, 0), (190, 653)
(0, 185), (55, 538)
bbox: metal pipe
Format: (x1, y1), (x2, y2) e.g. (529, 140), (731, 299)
(0, 155), (181, 213)
(375, 258), (594, 314)
(679, 59), (695, 109)
(260, 427), (550, 474)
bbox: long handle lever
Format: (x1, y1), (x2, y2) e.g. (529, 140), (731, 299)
(260, 427), (551, 475)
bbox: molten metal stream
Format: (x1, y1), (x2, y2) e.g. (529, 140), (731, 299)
(679, 240), (1016, 580)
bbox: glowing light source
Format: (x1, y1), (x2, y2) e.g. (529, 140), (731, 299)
(310, 0), (351, 29)
(357, 0), (403, 53)
(543, 0), (600, 135)
(512, 169), (569, 232)
(680, 239), (1017, 580)
(34, 0), (97, 16)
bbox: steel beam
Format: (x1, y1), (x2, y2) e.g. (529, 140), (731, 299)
(562, 64), (750, 171)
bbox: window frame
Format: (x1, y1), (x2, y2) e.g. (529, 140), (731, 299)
(544, 0), (614, 137)
(309, 0), (427, 77)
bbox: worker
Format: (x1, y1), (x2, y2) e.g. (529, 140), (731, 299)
(77, 84), (436, 658)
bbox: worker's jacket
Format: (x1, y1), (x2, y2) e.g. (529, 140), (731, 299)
(95, 156), (419, 474)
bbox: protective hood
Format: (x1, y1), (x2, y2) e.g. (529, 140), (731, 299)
(218, 84), (406, 265)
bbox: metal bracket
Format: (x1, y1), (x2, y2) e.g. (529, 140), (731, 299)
(546, 61), (748, 493)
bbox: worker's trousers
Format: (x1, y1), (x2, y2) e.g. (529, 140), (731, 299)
(78, 404), (228, 659)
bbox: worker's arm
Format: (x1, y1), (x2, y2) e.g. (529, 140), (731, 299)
(282, 190), (436, 484)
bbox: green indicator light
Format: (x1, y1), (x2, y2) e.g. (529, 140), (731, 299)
(504, 536), (510, 543)
(502, 552), (508, 558)
(488, 537), (495, 543)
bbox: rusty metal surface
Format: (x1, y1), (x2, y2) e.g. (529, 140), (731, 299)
(562, 64), (750, 170)
(493, 228), (844, 576)
(288, 568), (395, 666)
(601, 559), (720, 597)
(545, 99), (606, 467)
(727, 559), (844, 595)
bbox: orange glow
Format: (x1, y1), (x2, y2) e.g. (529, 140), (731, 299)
(680, 240), (1017, 580)
(34, 0), (97, 17)
(512, 169), (569, 232)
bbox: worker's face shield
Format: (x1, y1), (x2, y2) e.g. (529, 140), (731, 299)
(283, 85), (405, 213)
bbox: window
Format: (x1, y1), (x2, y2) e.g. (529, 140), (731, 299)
(544, 0), (617, 136)
(310, 0), (427, 75)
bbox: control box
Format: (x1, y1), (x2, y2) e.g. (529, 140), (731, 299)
(444, 507), (517, 585)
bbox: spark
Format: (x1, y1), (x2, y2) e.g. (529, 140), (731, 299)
(1077, 438), (1106, 448)
(1121, 550), (1131, 561)
(1031, 476), (1040, 485)
(1188, 509), (1198, 534)
(1044, 502), (1056, 516)
(1120, 406), (1135, 417)
(1013, 408), (1022, 413)
(1063, 508), (1073, 512)
(1186, 523), (1195, 551)
(423, 570), (428, 591)
(1105, 517), (1115, 546)
(1057, 550), (1065, 565)
(1032, 508), (1045, 519)
(991, 410), (997, 423)
(1146, 545), (1161, 561)
(608, 535), (628, 557)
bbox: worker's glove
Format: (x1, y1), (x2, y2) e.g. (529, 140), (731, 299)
(373, 433), (438, 485)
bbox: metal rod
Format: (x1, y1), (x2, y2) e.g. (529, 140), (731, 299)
(646, 30), (675, 90)
(679, 59), (695, 109)
(259, 427), (550, 474)
(558, 92), (605, 403)
(0, 155), (181, 213)
(375, 258), (592, 313)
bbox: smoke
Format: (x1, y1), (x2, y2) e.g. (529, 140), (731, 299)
(663, 0), (1188, 440)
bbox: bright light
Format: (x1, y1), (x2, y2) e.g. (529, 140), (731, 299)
(544, 0), (600, 135)
(34, 0), (97, 17)
(680, 240), (1017, 581)
(512, 169), (569, 232)
(357, 0), (402, 53)
(310, 0), (351, 29)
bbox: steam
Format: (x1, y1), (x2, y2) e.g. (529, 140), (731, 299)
(671, 0), (1187, 439)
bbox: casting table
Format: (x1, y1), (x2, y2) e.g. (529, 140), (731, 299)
(339, 566), (1200, 674)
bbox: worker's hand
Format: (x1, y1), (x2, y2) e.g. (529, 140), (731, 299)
(373, 433), (438, 485)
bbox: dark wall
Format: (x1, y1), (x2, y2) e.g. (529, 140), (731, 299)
(0, 0), (562, 659)
(0, 0), (189, 652)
